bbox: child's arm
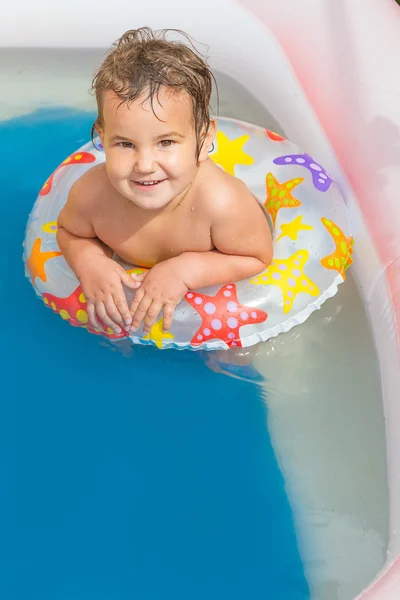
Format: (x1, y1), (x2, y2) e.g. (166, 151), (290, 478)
(57, 182), (138, 332)
(179, 181), (272, 286)
(173, 250), (268, 289)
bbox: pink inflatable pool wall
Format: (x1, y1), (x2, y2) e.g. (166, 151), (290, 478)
(241, 0), (400, 319)
(239, 1), (400, 597)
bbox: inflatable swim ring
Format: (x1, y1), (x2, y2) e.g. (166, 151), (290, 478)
(23, 117), (353, 351)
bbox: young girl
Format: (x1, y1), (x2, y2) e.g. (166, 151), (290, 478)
(57, 27), (272, 336)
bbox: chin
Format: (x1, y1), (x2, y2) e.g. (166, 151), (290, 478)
(131, 195), (172, 210)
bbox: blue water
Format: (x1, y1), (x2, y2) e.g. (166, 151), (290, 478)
(0, 109), (309, 599)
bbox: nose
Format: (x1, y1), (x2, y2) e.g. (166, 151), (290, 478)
(133, 148), (156, 174)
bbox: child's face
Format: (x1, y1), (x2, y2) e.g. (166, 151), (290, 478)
(97, 88), (213, 210)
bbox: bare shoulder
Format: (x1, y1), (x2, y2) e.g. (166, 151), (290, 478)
(196, 160), (272, 264)
(58, 164), (110, 237)
(67, 163), (109, 216)
(197, 159), (263, 221)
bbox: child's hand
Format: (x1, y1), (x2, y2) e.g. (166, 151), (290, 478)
(129, 261), (188, 334)
(79, 255), (140, 333)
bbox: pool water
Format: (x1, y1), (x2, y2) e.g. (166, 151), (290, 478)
(0, 48), (389, 600)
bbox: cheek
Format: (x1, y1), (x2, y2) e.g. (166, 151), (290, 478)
(163, 146), (196, 175)
(105, 150), (132, 179)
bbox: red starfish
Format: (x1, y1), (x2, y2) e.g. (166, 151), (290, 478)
(42, 285), (127, 340)
(39, 151), (96, 196)
(185, 284), (268, 348)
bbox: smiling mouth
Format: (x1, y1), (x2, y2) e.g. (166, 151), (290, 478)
(132, 179), (166, 189)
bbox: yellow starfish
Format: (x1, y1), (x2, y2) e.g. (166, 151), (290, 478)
(320, 218), (354, 279)
(210, 131), (254, 175)
(251, 250), (319, 314)
(264, 173), (303, 226)
(143, 317), (174, 349)
(275, 215), (313, 242)
(26, 238), (62, 284)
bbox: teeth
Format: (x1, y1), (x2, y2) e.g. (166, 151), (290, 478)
(138, 180), (159, 185)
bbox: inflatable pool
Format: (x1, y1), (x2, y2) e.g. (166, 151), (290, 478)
(6, 0), (400, 596)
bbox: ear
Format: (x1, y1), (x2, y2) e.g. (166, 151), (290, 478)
(95, 121), (105, 145)
(198, 118), (217, 162)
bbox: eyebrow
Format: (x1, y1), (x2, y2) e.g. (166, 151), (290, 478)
(109, 135), (132, 143)
(153, 132), (185, 140)
(110, 132), (185, 142)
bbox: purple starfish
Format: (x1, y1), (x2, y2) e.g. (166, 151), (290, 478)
(273, 153), (333, 192)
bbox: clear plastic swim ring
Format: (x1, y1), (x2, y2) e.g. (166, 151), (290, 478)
(23, 117), (353, 351)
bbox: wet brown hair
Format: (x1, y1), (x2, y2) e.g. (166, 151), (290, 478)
(91, 27), (218, 159)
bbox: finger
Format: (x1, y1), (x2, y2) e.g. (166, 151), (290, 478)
(95, 301), (122, 334)
(143, 301), (162, 334)
(129, 287), (145, 316)
(130, 293), (153, 332)
(130, 271), (146, 283)
(104, 297), (125, 327)
(162, 303), (176, 331)
(87, 302), (103, 331)
(113, 293), (132, 327)
(121, 270), (143, 290)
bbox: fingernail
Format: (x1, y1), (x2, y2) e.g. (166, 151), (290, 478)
(125, 318), (132, 326)
(130, 325), (138, 332)
(114, 326), (121, 334)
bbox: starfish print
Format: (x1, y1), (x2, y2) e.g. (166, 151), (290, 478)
(320, 218), (354, 279)
(185, 284), (267, 349)
(42, 286), (127, 340)
(42, 221), (58, 234)
(264, 173), (303, 226)
(275, 215), (313, 242)
(143, 317), (174, 349)
(251, 250), (319, 314)
(26, 238), (61, 284)
(126, 267), (147, 276)
(266, 130), (285, 142)
(39, 151), (96, 196)
(273, 153), (333, 192)
(210, 131), (254, 176)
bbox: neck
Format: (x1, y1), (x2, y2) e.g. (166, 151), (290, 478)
(168, 167), (199, 213)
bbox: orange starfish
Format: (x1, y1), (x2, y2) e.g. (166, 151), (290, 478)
(320, 218), (354, 279)
(264, 173), (303, 226)
(26, 238), (61, 284)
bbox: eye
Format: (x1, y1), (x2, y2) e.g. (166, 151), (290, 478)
(118, 141), (133, 148)
(159, 140), (175, 148)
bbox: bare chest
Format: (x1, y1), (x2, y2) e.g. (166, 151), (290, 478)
(94, 205), (213, 268)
